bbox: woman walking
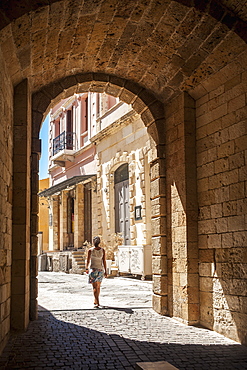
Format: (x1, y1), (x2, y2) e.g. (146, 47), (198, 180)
(85, 236), (107, 308)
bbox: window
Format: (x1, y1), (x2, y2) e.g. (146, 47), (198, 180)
(80, 96), (89, 147)
(114, 163), (129, 184)
(54, 119), (60, 137)
(67, 109), (73, 133)
(96, 93), (100, 117)
(85, 97), (88, 132)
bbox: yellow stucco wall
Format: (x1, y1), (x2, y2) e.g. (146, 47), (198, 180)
(38, 178), (50, 252)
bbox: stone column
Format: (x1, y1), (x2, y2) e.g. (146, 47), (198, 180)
(91, 181), (98, 238)
(30, 89), (43, 321)
(166, 92), (199, 325)
(60, 191), (68, 250)
(184, 93), (199, 324)
(52, 195), (60, 250)
(150, 144), (168, 315)
(11, 79), (31, 329)
(74, 184), (84, 248)
(30, 147), (41, 321)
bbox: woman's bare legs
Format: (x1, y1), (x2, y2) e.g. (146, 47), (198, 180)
(92, 282), (101, 306)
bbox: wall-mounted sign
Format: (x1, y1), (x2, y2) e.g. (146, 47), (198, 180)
(135, 205), (142, 220)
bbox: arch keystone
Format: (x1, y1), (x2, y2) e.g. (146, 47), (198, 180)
(76, 72), (94, 83)
(93, 73), (109, 83)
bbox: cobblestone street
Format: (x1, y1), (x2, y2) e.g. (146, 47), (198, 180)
(1, 272), (247, 369)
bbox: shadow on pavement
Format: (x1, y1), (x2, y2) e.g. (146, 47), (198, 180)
(1, 307), (247, 369)
(99, 306), (134, 314)
(38, 305), (152, 314)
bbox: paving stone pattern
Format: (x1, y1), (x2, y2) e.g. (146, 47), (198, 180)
(0, 272), (247, 370)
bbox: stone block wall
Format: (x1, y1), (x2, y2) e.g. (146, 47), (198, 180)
(0, 51), (13, 354)
(163, 53), (247, 342)
(164, 93), (199, 325)
(150, 150), (168, 315)
(194, 50), (247, 344)
(12, 79), (32, 329)
(0, 0), (246, 355)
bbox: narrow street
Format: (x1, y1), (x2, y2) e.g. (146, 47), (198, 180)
(1, 272), (247, 370)
(38, 272), (153, 311)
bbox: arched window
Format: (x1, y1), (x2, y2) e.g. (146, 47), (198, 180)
(114, 163), (129, 184)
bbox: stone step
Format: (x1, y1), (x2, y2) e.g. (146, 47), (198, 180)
(71, 251), (86, 273)
(135, 362), (178, 370)
(72, 252), (85, 260)
(76, 262), (85, 266)
(73, 256), (85, 261)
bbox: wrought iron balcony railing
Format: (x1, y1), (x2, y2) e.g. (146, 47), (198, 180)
(53, 131), (75, 156)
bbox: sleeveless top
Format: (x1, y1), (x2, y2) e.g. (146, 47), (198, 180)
(90, 247), (104, 270)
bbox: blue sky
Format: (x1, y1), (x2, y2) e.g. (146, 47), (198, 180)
(39, 114), (49, 180)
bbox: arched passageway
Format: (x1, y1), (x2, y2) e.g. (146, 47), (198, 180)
(0, 0), (247, 354)
(30, 73), (167, 317)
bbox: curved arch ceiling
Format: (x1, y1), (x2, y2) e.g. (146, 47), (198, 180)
(1, 0), (247, 104)
(1, 0), (247, 29)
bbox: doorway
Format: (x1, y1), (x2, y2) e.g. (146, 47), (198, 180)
(114, 163), (130, 245)
(67, 195), (74, 248)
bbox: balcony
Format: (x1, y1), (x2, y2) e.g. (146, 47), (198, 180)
(52, 131), (76, 166)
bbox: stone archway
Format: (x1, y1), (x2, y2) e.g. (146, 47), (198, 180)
(28, 73), (168, 321)
(1, 0), (246, 351)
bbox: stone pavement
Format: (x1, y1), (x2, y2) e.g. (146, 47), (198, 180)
(0, 272), (247, 370)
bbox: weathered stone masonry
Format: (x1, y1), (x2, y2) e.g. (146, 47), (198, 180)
(0, 0), (247, 354)
(165, 92), (199, 325)
(191, 53), (247, 344)
(0, 46), (13, 355)
(12, 80), (31, 330)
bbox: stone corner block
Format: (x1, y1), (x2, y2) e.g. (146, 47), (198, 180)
(152, 236), (167, 255)
(152, 255), (167, 275)
(153, 274), (168, 295)
(152, 293), (168, 315)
